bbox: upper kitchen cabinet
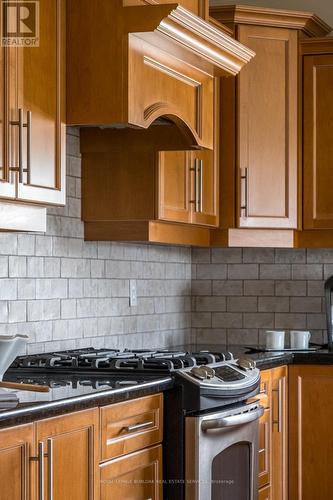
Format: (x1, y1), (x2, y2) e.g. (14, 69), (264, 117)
(67, 0), (253, 151)
(1, 0), (66, 207)
(74, 0), (254, 245)
(210, 5), (331, 247)
(302, 39), (333, 231)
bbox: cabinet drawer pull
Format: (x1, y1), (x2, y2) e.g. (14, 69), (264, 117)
(195, 158), (200, 212)
(126, 420), (154, 432)
(47, 438), (54, 500)
(38, 441), (45, 500)
(240, 167), (248, 217)
(199, 159), (203, 213)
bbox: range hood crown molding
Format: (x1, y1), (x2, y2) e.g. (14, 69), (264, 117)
(125, 4), (255, 76)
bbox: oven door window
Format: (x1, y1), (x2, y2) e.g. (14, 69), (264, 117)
(212, 442), (250, 500)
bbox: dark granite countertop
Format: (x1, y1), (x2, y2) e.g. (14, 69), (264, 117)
(174, 343), (333, 370)
(0, 372), (173, 428)
(1, 343), (333, 429)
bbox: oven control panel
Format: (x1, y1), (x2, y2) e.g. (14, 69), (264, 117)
(176, 359), (260, 396)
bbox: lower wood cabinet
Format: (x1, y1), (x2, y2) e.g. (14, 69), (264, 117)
(35, 409), (99, 500)
(0, 423), (34, 500)
(289, 365), (333, 500)
(100, 445), (163, 500)
(259, 366), (288, 500)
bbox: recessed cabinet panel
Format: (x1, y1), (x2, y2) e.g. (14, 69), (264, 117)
(0, 424), (34, 500)
(303, 55), (333, 229)
(237, 25), (298, 229)
(128, 35), (214, 148)
(36, 409), (99, 500)
(16, 0), (65, 205)
(158, 151), (191, 224)
(100, 445), (163, 500)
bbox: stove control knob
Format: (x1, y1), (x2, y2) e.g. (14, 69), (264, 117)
(190, 366), (216, 380)
(236, 358), (256, 371)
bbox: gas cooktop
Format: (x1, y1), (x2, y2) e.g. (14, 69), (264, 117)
(9, 347), (234, 373)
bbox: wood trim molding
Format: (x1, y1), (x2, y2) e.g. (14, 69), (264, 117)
(84, 220), (211, 246)
(126, 4), (255, 76)
(209, 5), (332, 37)
(301, 37), (333, 55)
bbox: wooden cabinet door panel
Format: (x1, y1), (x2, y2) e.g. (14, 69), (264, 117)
(0, 423), (34, 500)
(100, 445), (163, 500)
(258, 407), (271, 490)
(128, 35), (214, 149)
(16, 0), (65, 205)
(100, 393), (163, 462)
(158, 151), (191, 223)
(0, 43), (16, 199)
(303, 54), (333, 229)
(259, 485), (271, 500)
(271, 366), (288, 500)
(36, 409), (99, 500)
(237, 25), (298, 229)
(289, 365), (333, 500)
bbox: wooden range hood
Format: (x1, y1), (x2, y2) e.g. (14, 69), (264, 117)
(67, 0), (254, 150)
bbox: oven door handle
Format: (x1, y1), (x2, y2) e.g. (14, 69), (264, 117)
(201, 406), (264, 431)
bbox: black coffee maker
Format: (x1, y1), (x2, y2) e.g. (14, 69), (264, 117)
(325, 276), (333, 350)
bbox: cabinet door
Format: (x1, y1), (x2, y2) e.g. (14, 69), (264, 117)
(237, 25), (298, 229)
(100, 445), (163, 500)
(0, 424), (34, 500)
(191, 149), (219, 227)
(36, 409), (99, 500)
(0, 41), (16, 198)
(289, 365), (333, 500)
(258, 407), (271, 490)
(303, 54), (333, 229)
(158, 151), (191, 224)
(259, 485), (271, 500)
(14, 0), (65, 205)
(271, 366), (288, 500)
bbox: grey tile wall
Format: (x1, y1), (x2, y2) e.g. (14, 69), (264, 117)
(192, 247), (329, 346)
(0, 128), (192, 354)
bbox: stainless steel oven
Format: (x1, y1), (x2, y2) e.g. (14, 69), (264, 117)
(185, 400), (263, 500)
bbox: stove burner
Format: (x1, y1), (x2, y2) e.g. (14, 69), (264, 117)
(9, 348), (236, 373)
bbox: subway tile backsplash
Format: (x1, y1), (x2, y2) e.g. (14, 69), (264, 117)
(192, 248), (328, 346)
(0, 128), (192, 353)
(0, 128), (330, 353)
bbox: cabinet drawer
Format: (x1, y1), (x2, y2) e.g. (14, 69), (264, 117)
(100, 444), (163, 500)
(100, 394), (163, 461)
(259, 484), (271, 500)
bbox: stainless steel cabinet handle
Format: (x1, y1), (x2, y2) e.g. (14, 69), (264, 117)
(47, 438), (54, 500)
(38, 441), (45, 500)
(272, 378), (283, 433)
(240, 167), (248, 217)
(189, 158), (198, 211)
(199, 159), (203, 213)
(9, 108), (32, 184)
(125, 421), (154, 433)
(26, 110), (32, 184)
(201, 406), (264, 431)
